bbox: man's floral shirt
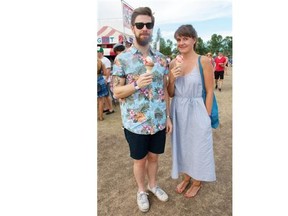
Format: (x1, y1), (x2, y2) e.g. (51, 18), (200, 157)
(112, 46), (168, 135)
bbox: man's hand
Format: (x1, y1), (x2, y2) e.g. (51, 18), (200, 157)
(136, 72), (153, 88)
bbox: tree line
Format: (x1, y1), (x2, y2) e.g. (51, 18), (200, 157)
(153, 28), (232, 59)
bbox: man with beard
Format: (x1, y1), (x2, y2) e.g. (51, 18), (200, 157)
(112, 7), (172, 213)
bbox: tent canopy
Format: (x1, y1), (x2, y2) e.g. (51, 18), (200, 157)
(97, 26), (133, 45)
(97, 26), (133, 56)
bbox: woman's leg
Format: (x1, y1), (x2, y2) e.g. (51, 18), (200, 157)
(98, 97), (104, 120)
(176, 173), (191, 194)
(184, 178), (202, 198)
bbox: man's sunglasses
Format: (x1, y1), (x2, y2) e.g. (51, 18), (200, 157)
(134, 22), (154, 30)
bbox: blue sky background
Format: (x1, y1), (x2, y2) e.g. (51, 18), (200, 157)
(157, 16), (232, 43)
(98, 0), (232, 43)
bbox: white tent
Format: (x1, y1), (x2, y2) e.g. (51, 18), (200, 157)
(97, 26), (133, 56)
(97, 26), (124, 45)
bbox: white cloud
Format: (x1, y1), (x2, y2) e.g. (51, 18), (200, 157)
(160, 30), (175, 41)
(98, 0), (232, 24)
(97, 0), (232, 43)
(152, 0), (232, 24)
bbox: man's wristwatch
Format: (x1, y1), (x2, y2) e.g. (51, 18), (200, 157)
(134, 81), (140, 90)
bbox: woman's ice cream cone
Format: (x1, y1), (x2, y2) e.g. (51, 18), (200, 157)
(174, 55), (184, 77)
(175, 55), (184, 67)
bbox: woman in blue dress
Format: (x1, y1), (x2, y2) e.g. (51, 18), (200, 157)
(167, 25), (216, 198)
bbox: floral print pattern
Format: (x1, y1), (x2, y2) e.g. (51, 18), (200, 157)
(112, 46), (168, 135)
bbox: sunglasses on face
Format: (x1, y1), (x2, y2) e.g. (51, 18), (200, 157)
(134, 22), (154, 30)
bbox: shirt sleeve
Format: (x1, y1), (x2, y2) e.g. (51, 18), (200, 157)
(112, 56), (125, 77)
(103, 58), (111, 69)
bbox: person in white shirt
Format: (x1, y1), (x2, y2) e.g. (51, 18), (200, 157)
(97, 47), (115, 115)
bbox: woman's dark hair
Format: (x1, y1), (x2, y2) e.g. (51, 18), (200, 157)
(174, 24), (198, 51)
(131, 7), (155, 26)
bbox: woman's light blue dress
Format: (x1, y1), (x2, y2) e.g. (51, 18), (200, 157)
(170, 63), (216, 181)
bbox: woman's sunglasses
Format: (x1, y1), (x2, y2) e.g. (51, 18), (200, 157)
(134, 22), (154, 30)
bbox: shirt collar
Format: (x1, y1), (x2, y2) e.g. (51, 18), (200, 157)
(130, 45), (156, 56)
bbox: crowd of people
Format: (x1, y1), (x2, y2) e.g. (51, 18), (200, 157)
(97, 47), (116, 121)
(97, 6), (231, 213)
(96, 35), (134, 120)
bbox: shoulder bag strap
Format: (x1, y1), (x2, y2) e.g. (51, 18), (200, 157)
(198, 55), (206, 96)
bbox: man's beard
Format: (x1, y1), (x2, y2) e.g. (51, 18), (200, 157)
(135, 33), (152, 46)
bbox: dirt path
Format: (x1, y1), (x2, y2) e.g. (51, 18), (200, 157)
(97, 67), (232, 216)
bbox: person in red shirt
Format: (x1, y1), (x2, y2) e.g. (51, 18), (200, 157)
(214, 49), (228, 92)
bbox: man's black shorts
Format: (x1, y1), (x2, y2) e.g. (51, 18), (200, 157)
(124, 128), (166, 160)
(214, 71), (224, 80)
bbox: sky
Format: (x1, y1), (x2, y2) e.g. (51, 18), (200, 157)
(97, 0), (232, 43)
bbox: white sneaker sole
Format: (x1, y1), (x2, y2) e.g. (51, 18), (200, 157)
(148, 189), (169, 202)
(138, 206), (149, 213)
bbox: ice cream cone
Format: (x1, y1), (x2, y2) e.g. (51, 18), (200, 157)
(175, 55), (184, 76)
(175, 62), (182, 67)
(175, 55), (184, 66)
(144, 56), (154, 73)
(145, 66), (153, 73)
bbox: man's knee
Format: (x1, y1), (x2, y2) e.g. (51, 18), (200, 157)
(134, 156), (147, 166)
(147, 152), (158, 162)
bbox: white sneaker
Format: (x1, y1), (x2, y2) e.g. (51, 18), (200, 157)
(147, 185), (169, 202)
(137, 191), (149, 212)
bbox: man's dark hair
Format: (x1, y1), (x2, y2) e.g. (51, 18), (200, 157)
(113, 44), (125, 53)
(131, 7), (155, 26)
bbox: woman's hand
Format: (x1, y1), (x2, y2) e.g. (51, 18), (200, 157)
(170, 64), (182, 80)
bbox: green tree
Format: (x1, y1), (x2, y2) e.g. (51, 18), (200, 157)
(206, 34), (233, 58)
(159, 38), (173, 56)
(196, 37), (207, 55)
(207, 34), (224, 55)
(152, 28), (173, 56)
(152, 32), (232, 59)
(222, 36), (233, 58)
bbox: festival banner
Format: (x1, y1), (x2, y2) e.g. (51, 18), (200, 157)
(122, 0), (133, 28)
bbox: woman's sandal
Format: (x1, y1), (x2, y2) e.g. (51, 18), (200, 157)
(184, 182), (202, 198)
(175, 180), (190, 194)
